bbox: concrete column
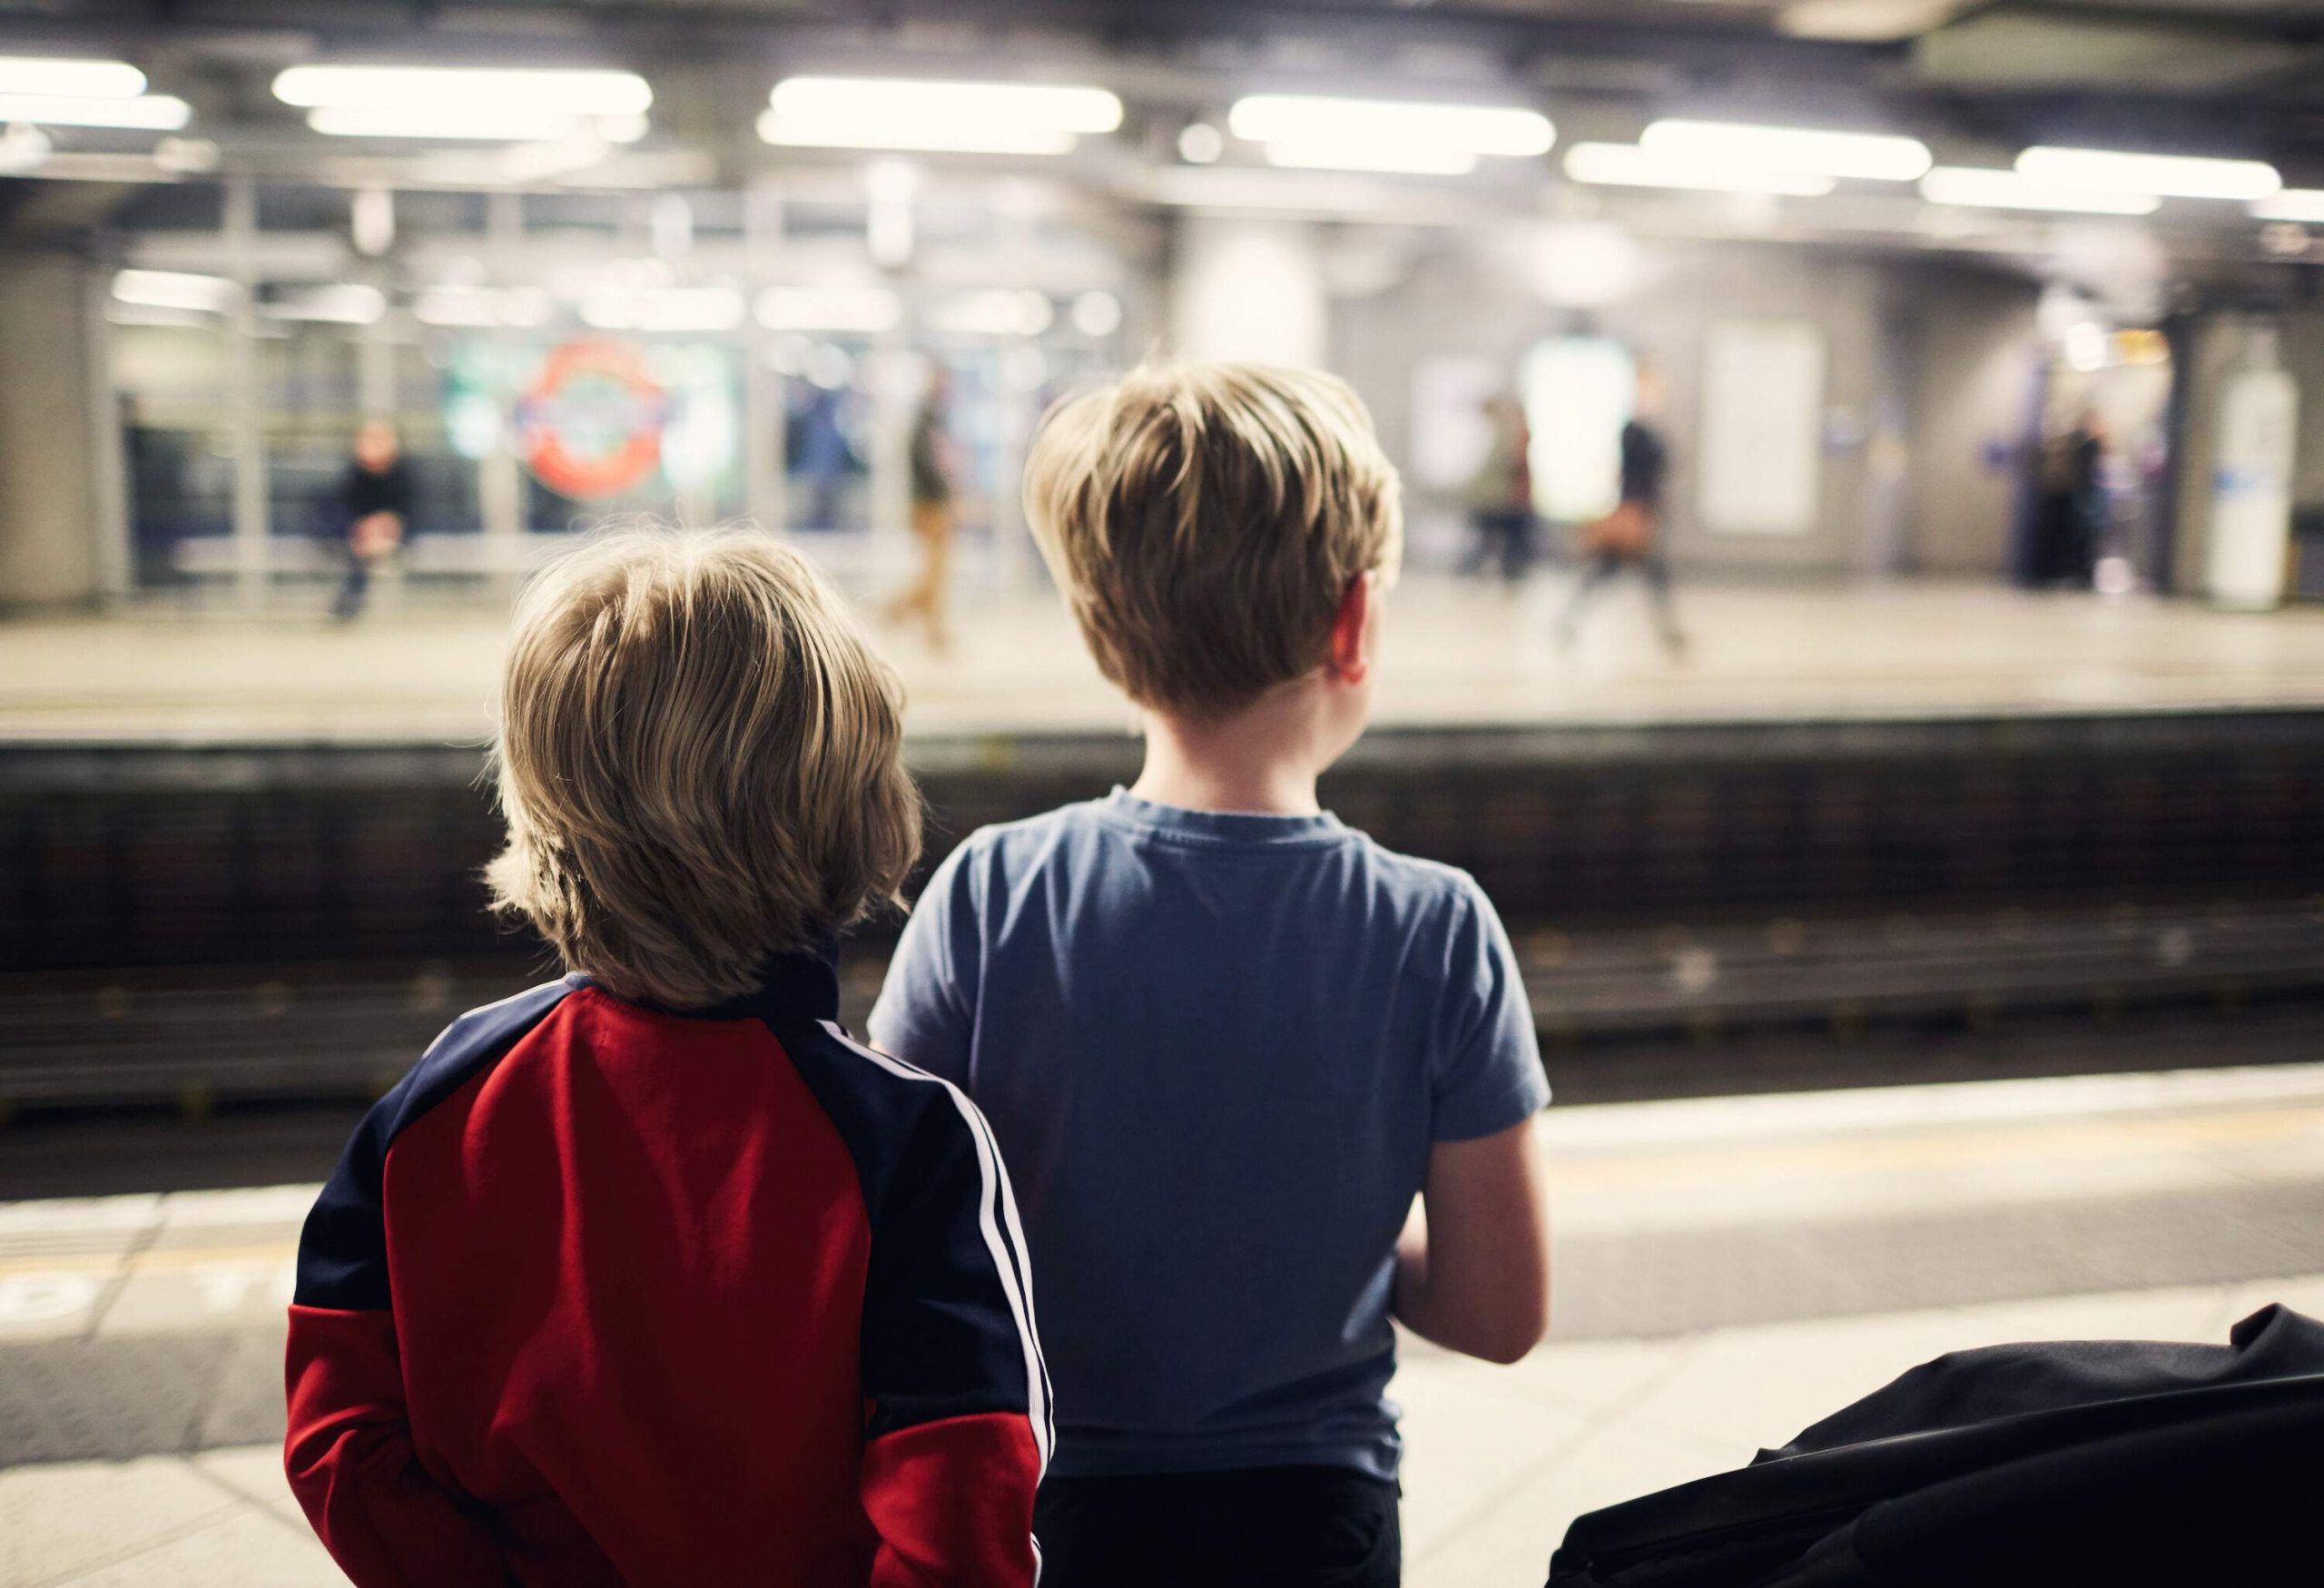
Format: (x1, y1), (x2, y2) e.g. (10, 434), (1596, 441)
(0, 253), (106, 609)
(2168, 314), (2256, 597)
(84, 265), (130, 603)
(357, 308), (397, 421)
(1168, 215), (1326, 367)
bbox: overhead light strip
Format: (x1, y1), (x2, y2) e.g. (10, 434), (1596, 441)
(273, 65), (651, 115)
(1227, 94), (1552, 159)
(306, 105), (648, 142)
(1640, 119), (1930, 182)
(113, 269), (238, 312)
(763, 77), (1119, 155)
(2014, 146), (2280, 202)
(1563, 142), (1834, 195)
(1263, 142), (1480, 176)
(0, 57), (147, 97)
(0, 92), (190, 130)
(1919, 166), (2159, 215)
(2252, 188), (2324, 223)
(754, 284), (901, 333)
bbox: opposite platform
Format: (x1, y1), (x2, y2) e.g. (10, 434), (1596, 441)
(7, 577), (2324, 746)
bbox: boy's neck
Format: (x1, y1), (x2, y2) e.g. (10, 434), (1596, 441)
(1128, 689), (1332, 817)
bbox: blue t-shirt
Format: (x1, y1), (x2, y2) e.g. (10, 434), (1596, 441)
(867, 790), (1549, 1481)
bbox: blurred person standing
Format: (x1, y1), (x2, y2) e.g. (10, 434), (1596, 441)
(793, 382), (853, 531)
(884, 365), (959, 651)
(1460, 392), (1536, 585)
(2031, 409), (2107, 588)
(1557, 366), (1687, 656)
(332, 419), (413, 621)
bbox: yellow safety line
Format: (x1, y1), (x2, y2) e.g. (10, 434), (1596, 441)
(1546, 1106), (2324, 1194)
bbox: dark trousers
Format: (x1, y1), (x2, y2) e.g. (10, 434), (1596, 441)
(1034, 1466), (1401, 1588)
(1462, 508), (1537, 583)
(1558, 548), (1685, 649)
(331, 542), (370, 618)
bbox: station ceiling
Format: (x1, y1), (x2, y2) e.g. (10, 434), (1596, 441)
(2, 0), (2321, 284)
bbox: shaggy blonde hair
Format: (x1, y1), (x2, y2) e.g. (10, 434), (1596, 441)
(487, 527), (919, 1009)
(1022, 360), (1403, 720)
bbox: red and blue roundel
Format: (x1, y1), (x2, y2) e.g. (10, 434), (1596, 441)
(517, 340), (672, 498)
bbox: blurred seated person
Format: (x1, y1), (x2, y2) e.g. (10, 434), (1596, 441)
(333, 419), (412, 621)
(1460, 392), (1536, 584)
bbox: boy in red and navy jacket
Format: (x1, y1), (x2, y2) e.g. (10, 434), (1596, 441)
(285, 528), (1049, 1586)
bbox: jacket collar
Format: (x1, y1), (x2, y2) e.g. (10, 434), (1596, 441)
(568, 936), (842, 1023)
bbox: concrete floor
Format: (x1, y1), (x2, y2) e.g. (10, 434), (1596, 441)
(4, 1061), (2320, 1586)
(6, 575), (2324, 745)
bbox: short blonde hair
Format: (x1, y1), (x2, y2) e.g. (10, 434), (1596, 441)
(487, 527), (919, 1009)
(1022, 360), (1403, 719)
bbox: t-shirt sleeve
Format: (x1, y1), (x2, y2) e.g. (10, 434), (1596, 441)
(1429, 874), (1551, 1141)
(868, 839), (983, 1087)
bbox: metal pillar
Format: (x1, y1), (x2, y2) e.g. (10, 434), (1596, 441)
(481, 192), (526, 593)
(224, 176), (268, 607)
(743, 179), (786, 534)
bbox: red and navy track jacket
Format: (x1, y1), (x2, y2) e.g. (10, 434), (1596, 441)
(283, 948), (1050, 1586)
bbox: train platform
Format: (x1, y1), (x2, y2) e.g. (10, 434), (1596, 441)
(5, 1060), (2320, 1587)
(6, 577), (2324, 747)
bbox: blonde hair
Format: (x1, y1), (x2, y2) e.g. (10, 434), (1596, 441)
(1022, 360), (1403, 719)
(486, 527), (920, 1009)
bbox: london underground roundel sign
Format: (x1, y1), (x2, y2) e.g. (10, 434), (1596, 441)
(517, 340), (670, 498)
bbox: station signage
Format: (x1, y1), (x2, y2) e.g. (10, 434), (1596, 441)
(515, 339), (672, 498)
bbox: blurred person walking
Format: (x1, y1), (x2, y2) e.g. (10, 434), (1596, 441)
(332, 419), (413, 621)
(1460, 392), (1536, 585)
(883, 366), (960, 652)
(1558, 368), (1687, 656)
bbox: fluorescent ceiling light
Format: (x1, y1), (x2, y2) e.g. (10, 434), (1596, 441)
(1640, 119), (1931, 182)
(930, 289), (1054, 338)
(762, 77), (1119, 155)
(755, 284), (901, 333)
(0, 56), (146, 97)
(1920, 166), (2159, 215)
(2015, 146), (2280, 201)
(1228, 94), (1551, 158)
(581, 285), (745, 333)
(414, 284), (551, 329)
(0, 123), (50, 174)
(273, 65), (650, 114)
(759, 111), (1076, 156)
(1263, 142), (1478, 176)
(306, 105), (647, 142)
(1069, 290), (1122, 337)
(262, 284), (387, 325)
(0, 92), (190, 130)
(2252, 188), (2324, 223)
(1563, 141), (1835, 195)
(113, 269), (237, 313)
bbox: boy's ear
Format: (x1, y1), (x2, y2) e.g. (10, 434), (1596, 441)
(1326, 572), (1375, 686)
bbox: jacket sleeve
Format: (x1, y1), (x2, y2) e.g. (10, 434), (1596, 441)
(283, 1097), (510, 1587)
(856, 1080), (1049, 1587)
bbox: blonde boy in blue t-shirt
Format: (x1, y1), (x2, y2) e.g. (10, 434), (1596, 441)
(871, 361), (1552, 1588)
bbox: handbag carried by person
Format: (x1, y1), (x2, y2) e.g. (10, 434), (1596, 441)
(1581, 500), (1653, 559)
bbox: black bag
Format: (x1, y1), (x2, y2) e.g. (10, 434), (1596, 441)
(1547, 1305), (2324, 1587)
